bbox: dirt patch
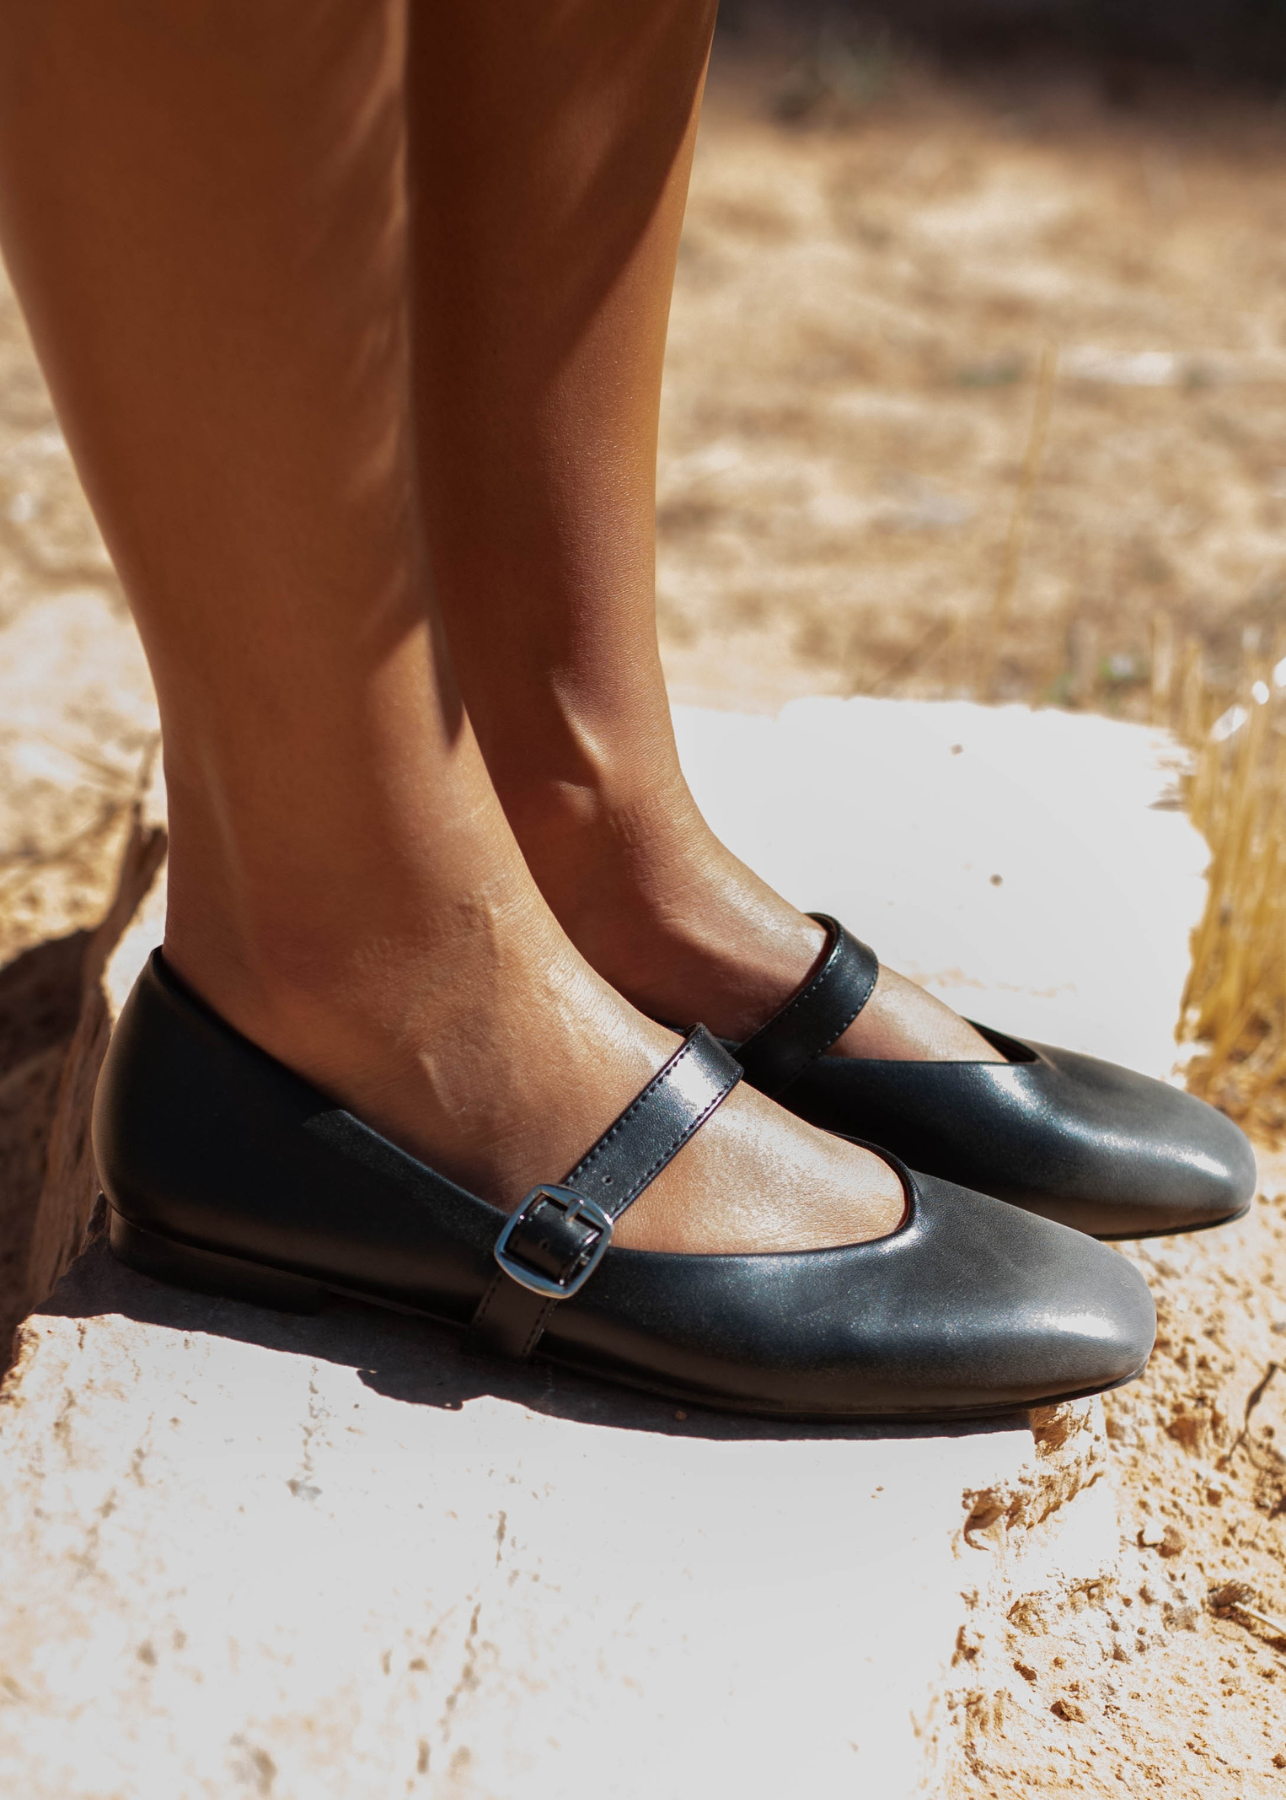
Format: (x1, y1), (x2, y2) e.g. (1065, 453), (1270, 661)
(945, 1158), (1286, 1795)
(661, 44), (1286, 715)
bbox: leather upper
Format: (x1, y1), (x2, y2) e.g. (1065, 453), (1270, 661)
(728, 915), (1256, 1240)
(778, 1023), (1257, 1239)
(93, 951), (1157, 1420)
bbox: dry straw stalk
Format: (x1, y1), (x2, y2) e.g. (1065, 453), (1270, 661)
(1178, 645), (1286, 1140)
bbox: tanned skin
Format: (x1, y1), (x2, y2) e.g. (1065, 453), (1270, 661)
(0, 3), (1000, 1257)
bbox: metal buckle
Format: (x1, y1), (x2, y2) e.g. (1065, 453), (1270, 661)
(492, 1185), (613, 1300)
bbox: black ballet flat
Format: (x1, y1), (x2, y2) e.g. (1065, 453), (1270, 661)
(725, 913), (1256, 1242)
(94, 951), (1154, 1421)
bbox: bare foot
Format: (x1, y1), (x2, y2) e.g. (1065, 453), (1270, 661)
(165, 903), (907, 1257)
(505, 783), (1007, 1065)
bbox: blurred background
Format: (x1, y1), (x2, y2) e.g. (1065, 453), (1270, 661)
(661, 0), (1286, 714)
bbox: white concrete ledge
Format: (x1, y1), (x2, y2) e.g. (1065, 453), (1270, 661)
(675, 696), (1205, 1078)
(0, 698), (1204, 1797)
(2, 1246), (1109, 1799)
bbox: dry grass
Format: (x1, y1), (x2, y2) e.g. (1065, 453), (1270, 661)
(1177, 643), (1286, 1139)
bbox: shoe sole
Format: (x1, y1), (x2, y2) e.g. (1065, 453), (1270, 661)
(106, 1205), (1150, 1425)
(1097, 1201), (1252, 1242)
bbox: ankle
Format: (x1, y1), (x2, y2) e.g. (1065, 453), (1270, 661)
(164, 853), (684, 1207)
(161, 836), (547, 1077)
(503, 773), (710, 946)
(501, 780), (823, 1039)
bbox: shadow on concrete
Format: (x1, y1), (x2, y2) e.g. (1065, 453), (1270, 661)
(0, 816), (167, 1377)
(0, 934), (92, 1359)
(39, 1232), (1030, 1446)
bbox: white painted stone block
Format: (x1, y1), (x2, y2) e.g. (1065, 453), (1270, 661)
(1, 1259), (1106, 1800)
(675, 696), (1205, 1077)
(0, 699), (1201, 1799)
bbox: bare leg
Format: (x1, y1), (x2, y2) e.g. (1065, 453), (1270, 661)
(409, 2), (1002, 1062)
(0, 1), (903, 1251)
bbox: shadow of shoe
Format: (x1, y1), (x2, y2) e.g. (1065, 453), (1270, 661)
(37, 1232), (1033, 1445)
(0, 811), (167, 1375)
(0, 931), (92, 1360)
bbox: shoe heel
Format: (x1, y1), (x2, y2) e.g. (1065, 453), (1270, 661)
(107, 1207), (325, 1314)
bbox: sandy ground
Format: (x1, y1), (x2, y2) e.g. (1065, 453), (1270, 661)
(948, 1158), (1286, 1797)
(662, 44), (1286, 714)
(3, 34), (1286, 1798)
(0, 286), (151, 971)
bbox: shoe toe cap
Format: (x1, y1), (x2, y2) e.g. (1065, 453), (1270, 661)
(1095, 1082), (1257, 1236)
(1035, 1226), (1157, 1393)
(1012, 1047), (1260, 1237)
(885, 1175), (1157, 1410)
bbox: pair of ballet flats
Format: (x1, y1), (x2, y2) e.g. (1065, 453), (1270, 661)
(96, 922), (1254, 1423)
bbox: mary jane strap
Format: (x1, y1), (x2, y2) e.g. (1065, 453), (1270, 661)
(468, 1024), (742, 1361)
(732, 913), (879, 1099)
